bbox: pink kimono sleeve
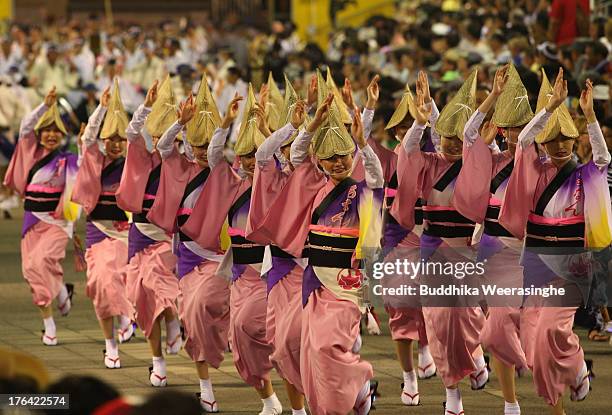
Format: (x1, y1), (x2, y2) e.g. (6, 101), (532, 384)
(147, 149), (196, 233)
(245, 161), (290, 244)
(452, 133), (493, 223)
(71, 144), (105, 214)
(250, 157), (326, 257)
(498, 143), (541, 239)
(116, 135), (153, 213)
(181, 162), (243, 251)
(3, 131), (42, 196)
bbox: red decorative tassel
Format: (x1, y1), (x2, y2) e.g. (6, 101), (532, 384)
(73, 234), (87, 272)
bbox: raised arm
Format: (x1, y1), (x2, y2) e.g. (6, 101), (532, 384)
(157, 121), (182, 159)
(20, 86), (58, 138)
(126, 104), (152, 142)
(157, 94), (195, 159)
(255, 100), (305, 165)
(82, 87), (110, 148)
(363, 74), (380, 140)
(580, 78), (611, 169)
(403, 87), (432, 154)
(208, 93), (243, 169)
(352, 105), (383, 189)
(126, 79), (158, 142)
(82, 104), (108, 148)
(289, 130), (314, 167)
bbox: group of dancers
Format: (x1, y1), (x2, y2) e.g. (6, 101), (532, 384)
(4, 61), (610, 415)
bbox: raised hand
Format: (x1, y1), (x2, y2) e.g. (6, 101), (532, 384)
(307, 93), (333, 133)
(579, 78), (596, 123)
(492, 65), (509, 96)
(307, 74), (317, 108)
(100, 86), (111, 107)
(366, 74), (380, 109)
(481, 120), (498, 145)
(545, 68), (568, 112)
(253, 104), (271, 136)
(351, 105), (366, 148)
(144, 79), (159, 107)
(178, 94), (196, 125)
(341, 78), (355, 109)
(415, 93), (432, 126)
(44, 86), (57, 107)
(221, 93), (244, 129)
(417, 71), (431, 104)
(291, 100), (306, 129)
(258, 83), (269, 110)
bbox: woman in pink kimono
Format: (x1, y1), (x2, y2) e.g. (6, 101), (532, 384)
(116, 79), (181, 387)
(499, 69), (610, 415)
(372, 72), (439, 406)
(71, 85), (135, 369)
(455, 64), (533, 415)
(4, 87), (78, 346)
(391, 70), (489, 415)
(246, 78), (309, 415)
(147, 78), (238, 412)
(249, 91), (383, 415)
(181, 84), (298, 415)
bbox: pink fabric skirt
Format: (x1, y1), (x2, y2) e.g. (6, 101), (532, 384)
(179, 260), (230, 368)
(422, 306), (485, 387)
(85, 237), (133, 320)
(520, 278), (584, 406)
(479, 243), (526, 370)
(386, 306), (428, 343)
(125, 241), (178, 338)
(229, 266), (273, 388)
(21, 221), (69, 307)
(383, 231), (428, 343)
(480, 307), (527, 370)
(300, 286), (373, 415)
(266, 265), (303, 392)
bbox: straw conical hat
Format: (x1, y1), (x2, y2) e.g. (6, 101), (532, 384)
(534, 69), (578, 144)
(266, 72), (284, 131)
(312, 98), (355, 159)
(186, 74), (222, 146)
(434, 69), (478, 140)
(234, 83), (266, 156)
(385, 85), (418, 130)
(100, 78), (129, 139)
(34, 102), (67, 135)
(145, 74), (178, 138)
(492, 63), (534, 128)
(326, 67), (353, 124)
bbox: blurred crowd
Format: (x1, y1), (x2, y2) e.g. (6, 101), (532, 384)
(0, 346), (203, 415)
(0, 0), (610, 209)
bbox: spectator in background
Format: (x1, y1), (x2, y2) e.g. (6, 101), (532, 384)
(68, 37), (95, 85)
(73, 83), (99, 125)
(28, 44), (78, 97)
(548, 0), (590, 46)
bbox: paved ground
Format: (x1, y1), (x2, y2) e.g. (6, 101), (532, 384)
(1, 213), (611, 414)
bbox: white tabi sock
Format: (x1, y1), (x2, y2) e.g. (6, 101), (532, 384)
(57, 284), (71, 314)
(504, 400), (521, 414)
(199, 378), (217, 411)
(152, 356), (166, 377)
(354, 380), (371, 415)
(105, 338), (118, 358)
(43, 317), (56, 337)
(445, 387), (463, 414)
(260, 392), (282, 415)
(165, 318), (181, 353)
(292, 409), (307, 415)
(401, 370), (419, 405)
